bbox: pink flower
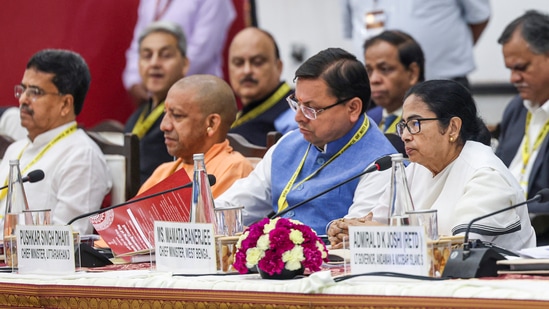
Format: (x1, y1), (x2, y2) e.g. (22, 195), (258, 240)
(233, 218), (329, 276)
(258, 250), (284, 275)
(233, 251), (249, 274)
(269, 228), (293, 253)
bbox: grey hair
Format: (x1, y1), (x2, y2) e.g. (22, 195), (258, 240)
(138, 20), (187, 56)
(498, 10), (549, 54)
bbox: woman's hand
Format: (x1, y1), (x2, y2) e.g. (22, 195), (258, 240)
(328, 213), (376, 249)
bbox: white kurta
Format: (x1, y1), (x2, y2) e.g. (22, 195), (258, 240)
(369, 141), (536, 251)
(0, 122), (112, 236)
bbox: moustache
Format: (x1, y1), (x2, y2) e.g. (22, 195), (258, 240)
(239, 76), (258, 85)
(20, 105), (34, 116)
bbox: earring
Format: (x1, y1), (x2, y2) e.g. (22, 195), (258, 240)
(207, 127), (212, 132)
(449, 137), (454, 142)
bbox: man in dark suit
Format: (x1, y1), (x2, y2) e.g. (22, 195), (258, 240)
(227, 27), (297, 146)
(496, 10), (549, 243)
(124, 21), (189, 186)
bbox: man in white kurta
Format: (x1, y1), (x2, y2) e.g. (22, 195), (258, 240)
(0, 49), (111, 236)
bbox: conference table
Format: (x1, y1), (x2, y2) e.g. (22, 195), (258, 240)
(1, 264), (549, 308)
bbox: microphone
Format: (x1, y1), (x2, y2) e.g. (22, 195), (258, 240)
(0, 169), (45, 190)
(442, 188), (549, 279)
(66, 174), (216, 225)
(270, 155), (393, 219)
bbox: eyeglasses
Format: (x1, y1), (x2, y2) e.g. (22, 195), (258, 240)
(14, 85), (62, 102)
(286, 94), (352, 120)
(396, 118), (444, 136)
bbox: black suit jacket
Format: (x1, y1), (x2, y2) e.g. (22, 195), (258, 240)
(125, 101), (173, 186)
(495, 95), (549, 213)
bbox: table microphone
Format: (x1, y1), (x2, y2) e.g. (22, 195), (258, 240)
(270, 155), (393, 219)
(66, 174), (216, 225)
(442, 188), (549, 279)
(0, 169), (45, 190)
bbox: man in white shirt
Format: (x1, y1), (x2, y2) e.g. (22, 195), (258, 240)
(0, 49), (112, 236)
(341, 0), (490, 89)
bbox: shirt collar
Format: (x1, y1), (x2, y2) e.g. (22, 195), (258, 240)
(314, 113), (366, 155)
(524, 99), (549, 114)
(382, 107), (402, 119)
(30, 121), (77, 147)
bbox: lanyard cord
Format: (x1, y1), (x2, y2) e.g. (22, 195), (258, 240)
(231, 83), (291, 128)
(132, 102), (165, 139)
(277, 116), (370, 212)
(0, 123), (78, 200)
(519, 112), (549, 194)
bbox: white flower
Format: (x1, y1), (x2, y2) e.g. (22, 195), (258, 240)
(316, 241), (328, 259)
(263, 218), (278, 233)
(236, 230), (249, 249)
(289, 219), (302, 225)
(256, 234), (270, 251)
(289, 229), (304, 245)
(282, 246), (305, 270)
(246, 247), (265, 267)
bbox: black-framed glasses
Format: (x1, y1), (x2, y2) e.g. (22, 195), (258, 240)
(286, 94), (352, 120)
(396, 118), (444, 136)
(14, 85), (63, 102)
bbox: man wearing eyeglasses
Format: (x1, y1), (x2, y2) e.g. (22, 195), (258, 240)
(0, 49), (112, 237)
(227, 27), (298, 146)
(216, 48), (397, 235)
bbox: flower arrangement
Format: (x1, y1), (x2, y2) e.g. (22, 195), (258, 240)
(233, 217), (329, 276)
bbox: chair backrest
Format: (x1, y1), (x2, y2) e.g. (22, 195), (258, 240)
(0, 134), (15, 159)
(86, 131), (140, 203)
(226, 133), (268, 158)
(90, 119), (125, 133)
(89, 119), (125, 146)
(384, 133), (406, 157)
(227, 131), (283, 167)
(266, 131), (283, 149)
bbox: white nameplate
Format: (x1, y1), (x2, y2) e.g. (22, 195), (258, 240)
(348, 225), (428, 276)
(16, 225), (75, 274)
(154, 221), (216, 274)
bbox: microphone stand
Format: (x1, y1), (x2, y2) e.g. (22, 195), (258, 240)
(270, 155), (393, 219)
(0, 170), (45, 190)
(442, 189), (549, 279)
(462, 202), (534, 258)
(272, 169), (373, 219)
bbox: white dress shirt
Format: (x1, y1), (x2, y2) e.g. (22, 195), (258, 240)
(509, 99), (549, 196)
(0, 122), (112, 236)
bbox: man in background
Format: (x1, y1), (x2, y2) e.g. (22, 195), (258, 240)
(495, 10), (549, 244)
(139, 75), (253, 198)
(217, 48), (397, 235)
(228, 27), (297, 146)
(123, 0), (235, 105)
(364, 30), (425, 154)
(0, 49), (111, 235)
(124, 21), (189, 186)
(341, 0), (489, 89)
